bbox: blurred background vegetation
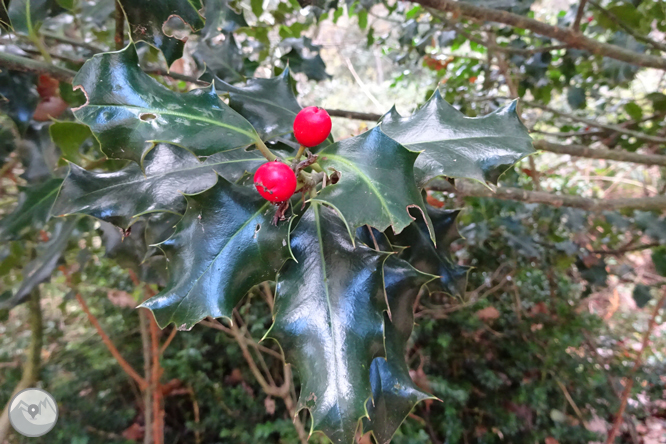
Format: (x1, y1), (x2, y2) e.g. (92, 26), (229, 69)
(1, 0), (665, 442)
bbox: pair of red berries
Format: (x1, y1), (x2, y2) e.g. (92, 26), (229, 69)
(254, 106), (331, 203)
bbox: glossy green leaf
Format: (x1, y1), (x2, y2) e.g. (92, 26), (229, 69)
(0, 217), (77, 310)
(0, 178), (63, 241)
(72, 44), (260, 164)
(381, 90), (534, 187)
(141, 179), (291, 329)
(364, 256), (436, 444)
(390, 206), (469, 297)
(52, 144), (218, 228)
(313, 126), (434, 242)
(18, 123), (61, 183)
(216, 68), (301, 141)
(202, 0), (247, 37)
(194, 33), (246, 84)
(280, 37), (331, 82)
(49, 120), (97, 163)
(8, 0), (56, 35)
(119, 0), (205, 66)
(268, 203), (388, 444)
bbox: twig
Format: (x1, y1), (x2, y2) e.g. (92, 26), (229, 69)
(138, 309), (153, 444)
(592, 242), (660, 256)
(115, 0), (125, 51)
(159, 327), (178, 355)
(326, 109), (382, 121)
(429, 179), (666, 212)
(606, 290), (666, 444)
(41, 30), (106, 53)
(535, 140), (666, 167)
(572, 0), (588, 32)
(587, 0), (666, 52)
(525, 102), (666, 144)
(0, 51), (76, 82)
(150, 316), (164, 444)
(75, 294), (148, 390)
(413, 0), (666, 70)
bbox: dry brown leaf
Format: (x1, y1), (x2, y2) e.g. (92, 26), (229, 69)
(476, 306), (500, 321)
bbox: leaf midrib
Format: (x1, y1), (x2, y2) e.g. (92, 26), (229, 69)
(79, 104), (258, 140)
(67, 154), (262, 201)
(320, 153), (393, 224)
(313, 204), (348, 434)
(169, 201), (272, 320)
(399, 134), (532, 147)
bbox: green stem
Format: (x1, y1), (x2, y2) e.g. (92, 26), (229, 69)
(254, 138), (277, 162)
(29, 34), (52, 65)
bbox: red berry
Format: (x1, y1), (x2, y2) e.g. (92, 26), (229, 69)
(293, 106), (332, 148)
(254, 161), (297, 203)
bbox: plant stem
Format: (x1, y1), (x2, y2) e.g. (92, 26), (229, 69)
(254, 138), (277, 162)
(0, 289), (43, 441)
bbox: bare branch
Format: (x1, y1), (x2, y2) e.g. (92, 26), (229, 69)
(413, 0), (666, 70)
(41, 30), (106, 53)
(429, 179), (666, 211)
(534, 140), (666, 167)
(572, 0), (588, 32)
(326, 109), (382, 121)
(606, 291), (666, 444)
(526, 101), (666, 144)
(0, 51), (76, 82)
(76, 293), (148, 390)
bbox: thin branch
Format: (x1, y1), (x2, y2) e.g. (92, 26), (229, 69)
(326, 109), (382, 121)
(413, 0), (666, 70)
(159, 327), (178, 355)
(592, 242), (661, 256)
(526, 101), (666, 144)
(587, 0), (666, 52)
(41, 30), (106, 53)
(75, 293), (148, 390)
(439, 16), (568, 56)
(534, 140), (666, 167)
(572, 0), (588, 32)
(606, 290), (666, 444)
(429, 179), (666, 212)
(115, 0), (125, 51)
(0, 51), (76, 82)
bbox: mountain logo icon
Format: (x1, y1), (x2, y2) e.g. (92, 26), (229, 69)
(8, 388), (58, 437)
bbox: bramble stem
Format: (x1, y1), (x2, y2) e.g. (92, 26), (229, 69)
(254, 138), (277, 162)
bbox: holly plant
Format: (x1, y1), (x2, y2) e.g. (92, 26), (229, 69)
(36, 37), (533, 442)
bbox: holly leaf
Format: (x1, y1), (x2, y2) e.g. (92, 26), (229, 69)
(140, 179), (291, 329)
(51, 144), (218, 228)
(364, 256), (437, 444)
(119, 0), (205, 66)
(313, 126), (434, 242)
(8, 0), (57, 36)
(279, 37), (331, 82)
(268, 203), (388, 444)
(381, 90), (533, 187)
(49, 120), (97, 163)
(215, 68), (302, 141)
(194, 33), (246, 84)
(390, 206), (469, 297)
(0, 178), (63, 242)
(202, 0), (247, 38)
(72, 44), (261, 164)
(0, 217), (77, 310)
